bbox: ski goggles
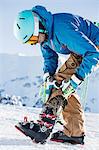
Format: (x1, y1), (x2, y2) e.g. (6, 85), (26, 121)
(26, 35), (38, 45)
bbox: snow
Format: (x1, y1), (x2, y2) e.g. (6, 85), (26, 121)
(0, 104), (99, 150)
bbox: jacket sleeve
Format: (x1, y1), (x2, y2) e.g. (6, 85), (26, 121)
(58, 25), (99, 79)
(40, 44), (58, 75)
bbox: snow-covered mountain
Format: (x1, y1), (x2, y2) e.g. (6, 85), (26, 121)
(0, 53), (99, 112)
(0, 53), (43, 107)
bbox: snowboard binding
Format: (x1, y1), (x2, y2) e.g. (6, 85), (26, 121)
(15, 106), (57, 144)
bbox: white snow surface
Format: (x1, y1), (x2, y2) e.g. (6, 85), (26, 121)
(0, 104), (99, 150)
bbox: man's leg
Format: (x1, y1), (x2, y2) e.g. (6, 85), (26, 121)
(62, 93), (85, 137)
(48, 53), (85, 137)
(60, 46), (99, 136)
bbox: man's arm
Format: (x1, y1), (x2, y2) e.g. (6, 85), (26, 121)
(41, 44), (58, 76)
(58, 25), (99, 80)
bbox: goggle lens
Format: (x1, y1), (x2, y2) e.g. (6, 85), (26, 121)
(27, 36), (38, 45)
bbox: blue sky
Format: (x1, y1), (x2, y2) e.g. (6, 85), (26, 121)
(0, 0), (99, 56)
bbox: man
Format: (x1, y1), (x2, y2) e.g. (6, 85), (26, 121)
(13, 5), (99, 144)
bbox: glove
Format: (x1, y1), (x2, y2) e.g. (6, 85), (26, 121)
(43, 72), (62, 88)
(43, 72), (50, 82)
(62, 74), (82, 98)
(43, 73), (55, 101)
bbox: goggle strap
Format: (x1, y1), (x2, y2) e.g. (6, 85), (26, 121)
(33, 12), (39, 36)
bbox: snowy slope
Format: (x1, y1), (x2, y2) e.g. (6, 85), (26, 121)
(0, 53), (99, 112)
(0, 104), (99, 150)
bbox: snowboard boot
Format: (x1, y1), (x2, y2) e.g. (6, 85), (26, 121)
(15, 106), (57, 144)
(50, 131), (85, 145)
(15, 92), (67, 144)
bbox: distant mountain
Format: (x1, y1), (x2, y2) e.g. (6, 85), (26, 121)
(0, 53), (99, 113)
(0, 53), (43, 107)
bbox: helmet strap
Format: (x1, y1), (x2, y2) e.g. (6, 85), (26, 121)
(39, 21), (47, 34)
(39, 29), (47, 34)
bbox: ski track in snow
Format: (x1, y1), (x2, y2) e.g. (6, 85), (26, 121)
(0, 105), (99, 150)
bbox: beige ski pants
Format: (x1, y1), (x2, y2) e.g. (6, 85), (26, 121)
(47, 53), (85, 137)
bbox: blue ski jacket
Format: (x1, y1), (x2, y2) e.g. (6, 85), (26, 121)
(32, 6), (99, 80)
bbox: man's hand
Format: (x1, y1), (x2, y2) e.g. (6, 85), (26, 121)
(43, 73), (55, 102)
(43, 72), (50, 82)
